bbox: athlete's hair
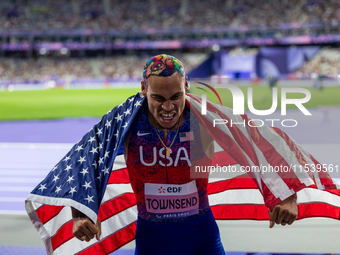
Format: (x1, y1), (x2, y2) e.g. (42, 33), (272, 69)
(142, 54), (185, 87)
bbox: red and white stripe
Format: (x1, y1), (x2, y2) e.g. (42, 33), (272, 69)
(26, 154), (137, 255)
(187, 94), (339, 208)
(25, 96), (340, 254)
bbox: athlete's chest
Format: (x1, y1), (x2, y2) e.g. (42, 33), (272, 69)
(128, 104), (199, 168)
(136, 130), (193, 167)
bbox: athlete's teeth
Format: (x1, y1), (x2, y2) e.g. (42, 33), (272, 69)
(162, 114), (174, 119)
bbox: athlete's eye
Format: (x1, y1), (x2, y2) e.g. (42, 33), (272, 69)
(153, 97), (165, 103)
(171, 93), (182, 100)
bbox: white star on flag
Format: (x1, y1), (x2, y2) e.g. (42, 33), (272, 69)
(38, 184), (47, 192)
(115, 113), (123, 122)
(64, 164), (72, 171)
(67, 175), (74, 184)
(80, 168), (89, 176)
(75, 145), (84, 152)
(52, 175), (59, 182)
(118, 102), (124, 108)
(105, 120), (112, 128)
(134, 100), (142, 107)
(88, 136), (96, 143)
(128, 97), (134, 103)
(77, 156), (86, 164)
(114, 130), (119, 137)
(89, 147), (98, 155)
(104, 151), (110, 159)
(102, 167), (110, 175)
(92, 162), (98, 168)
(99, 143), (103, 150)
(84, 195), (94, 204)
(106, 134), (110, 142)
(124, 108), (131, 116)
(122, 122), (129, 129)
(69, 187), (77, 195)
(82, 181), (92, 190)
(65, 164), (72, 171)
(55, 186), (62, 194)
(98, 157), (104, 165)
(63, 156), (71, 162)
(52, 165), (58, 171)
(96, 128), (103, 136)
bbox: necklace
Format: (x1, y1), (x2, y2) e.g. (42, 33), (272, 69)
(154, 125), (180, 157)
(150, 111), (182, 157)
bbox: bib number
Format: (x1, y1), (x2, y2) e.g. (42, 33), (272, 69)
(144, 181), (199, 220)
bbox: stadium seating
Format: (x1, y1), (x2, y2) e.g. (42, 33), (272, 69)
(0, 53), (208, 82)
(1, 0), (339, 30)
(1, 0), (340, 84)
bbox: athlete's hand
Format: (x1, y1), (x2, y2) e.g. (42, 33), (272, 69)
(269, 193), (298, 228)
(71, 207), (101, 242)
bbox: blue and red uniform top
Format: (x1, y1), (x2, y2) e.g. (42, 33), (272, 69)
(126, 102), (212, 222)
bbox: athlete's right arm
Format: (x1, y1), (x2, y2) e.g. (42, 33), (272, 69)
(72, 131), (132, 242)
(71, 207), (101, 242)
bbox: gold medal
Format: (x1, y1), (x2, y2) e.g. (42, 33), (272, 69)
(154, 126), (179, 158)
(166, 148), (171, 157)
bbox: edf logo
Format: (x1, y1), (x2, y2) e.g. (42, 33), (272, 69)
(167, 187), (182, 193)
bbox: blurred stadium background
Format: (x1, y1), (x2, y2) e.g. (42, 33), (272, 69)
(1, 0), (340, 254)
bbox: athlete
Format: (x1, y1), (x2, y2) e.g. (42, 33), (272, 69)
(71, 54), (298, 254)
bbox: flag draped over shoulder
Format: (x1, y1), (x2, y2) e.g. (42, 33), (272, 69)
(25, 92), (144, 255)
(25, 92), (340, 255)
(187, 94), (340, 221)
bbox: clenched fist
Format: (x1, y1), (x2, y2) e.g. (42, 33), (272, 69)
(269, 193), (298, 228)
(71, 207), (101, 242)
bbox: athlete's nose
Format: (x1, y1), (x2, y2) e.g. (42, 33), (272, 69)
(162, 100), (174, 111)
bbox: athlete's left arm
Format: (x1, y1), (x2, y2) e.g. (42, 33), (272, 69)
(199, 124), (214, 160)
(268, 193), (298, 228)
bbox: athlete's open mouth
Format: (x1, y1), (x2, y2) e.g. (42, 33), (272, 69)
(160, 113), (175, 122)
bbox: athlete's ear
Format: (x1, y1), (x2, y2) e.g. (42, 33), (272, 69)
(184, 76), (189, 94)
(141, 80), (147, 97)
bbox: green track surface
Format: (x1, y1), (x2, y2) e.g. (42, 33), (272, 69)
(0, 87), (339, 121)
(0, 88), (140, 121)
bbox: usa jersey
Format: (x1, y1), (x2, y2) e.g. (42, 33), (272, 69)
(126, 102), (212, 222)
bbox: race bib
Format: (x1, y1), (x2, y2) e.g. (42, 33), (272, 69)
(144, 181), (199, 220)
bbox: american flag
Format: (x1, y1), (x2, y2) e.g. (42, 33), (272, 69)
(25, 92), (340, 255)
(179, 131), (194, 142)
